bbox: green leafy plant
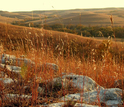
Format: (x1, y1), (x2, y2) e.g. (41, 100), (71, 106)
(20, 64), (28, 79)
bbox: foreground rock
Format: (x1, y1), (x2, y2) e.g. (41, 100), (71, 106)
(0, 53), (124, 106)
(1, 54), (59, 75)
(62, 74), (104, 92)
(0, 78), (14, 85)
(1, 54), (35, 66)
(1, 94), (32, 106)
(38, 73), (103, 96)
(0, 64), (22, 79)
(2, 94), (32, 101)
(60, 88), (123, 106)
(48, 102), (99, 107)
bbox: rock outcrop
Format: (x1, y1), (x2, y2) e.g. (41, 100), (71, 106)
(60, 88), (123, 106)
(62, 74), (104, 92)
(0, 53), (123, 107)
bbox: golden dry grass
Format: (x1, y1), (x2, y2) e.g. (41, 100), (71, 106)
(0, 22), (124, 86)
(1, 21), (124, 106)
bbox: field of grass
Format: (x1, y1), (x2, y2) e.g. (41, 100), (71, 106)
(0, 22), (124, 106)
(0, 22), (124, 82)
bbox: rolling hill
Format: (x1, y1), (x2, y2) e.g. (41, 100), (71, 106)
(0, 8), (124, 26)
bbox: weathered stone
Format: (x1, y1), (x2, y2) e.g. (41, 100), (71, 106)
(47, 102), (99, 107)
(61, 88), (123, 106)
(1, 54), (16, 65)
(62, 74), (104, 92)
(4, 94), (32, 100)
(0, 92), (33, 106)
(61, 93), (80, 101)
(0, 64), (22, 79)
(46, 102), (64, 107)
(0, 78), (13, 85)
(74, 103), (99, 107)
(1, 54), (124, 107)
(6, 64), (21, 72)
(1, 94), (32, 106)
(1, 54), (35, 66)
(105, 100), (123, 107)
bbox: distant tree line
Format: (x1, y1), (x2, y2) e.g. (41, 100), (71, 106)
(12, 21), (124, 38)
(43, 24), (124, 38)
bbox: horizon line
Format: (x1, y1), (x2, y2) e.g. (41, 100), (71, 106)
(1, 7), (124, 12)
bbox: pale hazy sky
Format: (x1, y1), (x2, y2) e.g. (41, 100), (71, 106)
(0, 0), (124, 12)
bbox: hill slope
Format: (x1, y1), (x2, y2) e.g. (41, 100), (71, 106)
(0, 22), (124, 61)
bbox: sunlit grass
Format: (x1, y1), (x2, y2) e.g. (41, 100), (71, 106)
(0, 21), (124, 106)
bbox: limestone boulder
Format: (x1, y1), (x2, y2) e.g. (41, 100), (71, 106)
(48, 102), (99, 107)
(3, 94), (32, 100)
(0, 64), (22, 79)
(1, 54), (16, 65)
(1, 54), (35, 66)
(1, 94), (32, 106)
(62, 74), (104, 92)
(61, 88), (123, 106)
(0, 78), (14, 86)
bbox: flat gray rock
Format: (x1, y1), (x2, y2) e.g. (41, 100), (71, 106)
(48, 102), (64, 107)
(1, 54), (35, 66)
(0, 64), (22, 79)
(105, 100), (123, 107)
(0, 78), (13, 84)
(62, 74), (104, 92)
(2, 94), (32, 101)
(48, 102), (99, 107)
(61, 88), (123, 106)
(74, 103), (99, 107)
(1, 54), (16, 64)
(6, 65), (21, 72)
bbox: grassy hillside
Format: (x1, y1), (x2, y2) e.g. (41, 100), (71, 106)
(0, 22), (124, 85)
(1, 22), (124, 106)
(0, 22), (124, 59)
(1, 8), (124, 26)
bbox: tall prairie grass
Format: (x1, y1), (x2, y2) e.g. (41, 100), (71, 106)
(0, 18), (124, 106)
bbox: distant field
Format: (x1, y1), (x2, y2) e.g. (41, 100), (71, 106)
(1, 8), (124, 26)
